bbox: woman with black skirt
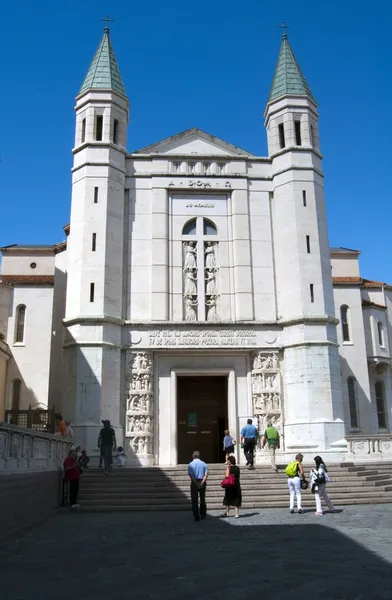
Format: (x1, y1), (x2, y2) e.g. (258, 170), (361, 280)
(223, 455), (242, 518)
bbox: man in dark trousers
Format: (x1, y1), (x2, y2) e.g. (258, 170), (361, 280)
(188, 451), (208, 521)
(240, 418), (258, 469)
(98, 420), (116, 474)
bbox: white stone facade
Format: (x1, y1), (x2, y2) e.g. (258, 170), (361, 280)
(1, 34), (392, 464)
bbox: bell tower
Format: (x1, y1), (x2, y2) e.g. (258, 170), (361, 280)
(64, 23), (129, 451)
(265, 31), (346, 457)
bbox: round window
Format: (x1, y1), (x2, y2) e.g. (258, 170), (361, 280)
(30, 262), (37, 269)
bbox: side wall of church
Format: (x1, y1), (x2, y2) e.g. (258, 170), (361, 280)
(333, 286), (374, 433)
(6, 285), (54, 409)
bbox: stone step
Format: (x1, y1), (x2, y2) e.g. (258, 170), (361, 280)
(79, 490), (385, 506)
(80, 472), (362, 482)
(68, 498), (392, 512)
(69, 463), (392, 511)
(78, 480), (385, 491)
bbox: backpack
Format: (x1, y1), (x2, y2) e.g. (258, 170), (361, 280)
(285, 461), (299, 478)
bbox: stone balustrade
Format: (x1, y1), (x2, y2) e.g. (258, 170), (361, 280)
(0, 422), (72, 472)
(346, 434), (392, 459)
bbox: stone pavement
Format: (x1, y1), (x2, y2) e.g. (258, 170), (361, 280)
(2, 505), (392, 599)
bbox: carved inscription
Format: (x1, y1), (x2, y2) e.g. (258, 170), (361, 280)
(149, 329), (258, 347)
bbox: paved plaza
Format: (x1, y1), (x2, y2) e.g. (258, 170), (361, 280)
(1, 505), (392, 599)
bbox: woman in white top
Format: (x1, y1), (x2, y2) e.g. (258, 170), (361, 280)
(310, 455), (335, 516)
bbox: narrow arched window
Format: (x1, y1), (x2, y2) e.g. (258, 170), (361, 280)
(378, 321), (384, 347)
(182, 219), (197, 235)
(12, 379), (21, 411)
(375, 381), (387, 429)
(203, 219), (217, 235)
(347, 377), (358, 429)
(15, 305), (26, 343)
(340, 305), (350, 342)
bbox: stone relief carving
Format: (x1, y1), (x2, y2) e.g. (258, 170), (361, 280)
(126, 352), (154, 458)
(183, 242), (198, 321)
(205, 242), (217, 268)
(184, 296), (198, 321)
(205, 242), (219, 321)
(184, 242), (197, 268)
(251, 352), (282, 452)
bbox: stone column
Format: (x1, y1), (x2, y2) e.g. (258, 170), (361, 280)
(125, 352), (154, 466)
(151, 188), (169, 320)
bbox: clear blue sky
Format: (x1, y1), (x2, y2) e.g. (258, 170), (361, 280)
(1, 0), (391, 281)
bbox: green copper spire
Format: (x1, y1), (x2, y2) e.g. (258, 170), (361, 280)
(79, 28), (126, 97)
(268, 34), (315, 103)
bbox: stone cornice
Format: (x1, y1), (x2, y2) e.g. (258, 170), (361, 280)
(63, 315), (124, 327)
(72, 140), (127, 157)
(270, 145), (323, 161)
(63, 340), (122, 350)
(71, 161), (126, 176)
(127, 153), (271, 163)
(282, 340), (339, 350)
(63, 315), (338, 330)
(271, 164), (324, 180)
(125, 173), (273, 182)
(278, 315), (339, 327)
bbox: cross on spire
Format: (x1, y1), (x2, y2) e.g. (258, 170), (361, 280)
(100, 14), (114, 32)
(277, 21), (290, 38)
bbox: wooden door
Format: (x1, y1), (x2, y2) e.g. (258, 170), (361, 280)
(177, 376), (227, 464)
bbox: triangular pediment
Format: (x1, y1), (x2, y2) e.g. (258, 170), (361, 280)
(133, 128), (254, 157)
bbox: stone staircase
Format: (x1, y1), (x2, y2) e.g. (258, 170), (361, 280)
(73, 462), (392, 511)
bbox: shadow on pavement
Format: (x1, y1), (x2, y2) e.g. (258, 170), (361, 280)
(0, 509), (392, 600)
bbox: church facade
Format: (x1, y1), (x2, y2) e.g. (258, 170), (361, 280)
(1, 29), (391, 464)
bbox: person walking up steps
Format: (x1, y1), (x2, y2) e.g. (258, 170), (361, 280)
(98, 420), (116, 474)
(240, 419), (258, 469)
(286, 454), (305, 514)
(223, 429), (235, 462)
(188, 451), (208, 521)
(311, 455), (335, 516)
(262, 421), (280, 472)
(222, 456), (242, 518)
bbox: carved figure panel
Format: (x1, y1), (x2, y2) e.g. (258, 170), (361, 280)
(251, 351), (283, 446)
(126, 351), (154, 457)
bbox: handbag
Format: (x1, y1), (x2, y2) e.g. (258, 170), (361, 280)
(315, 473), (326, 485)
(221, 474), (236, 488)
(301, 479), (309, 490)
